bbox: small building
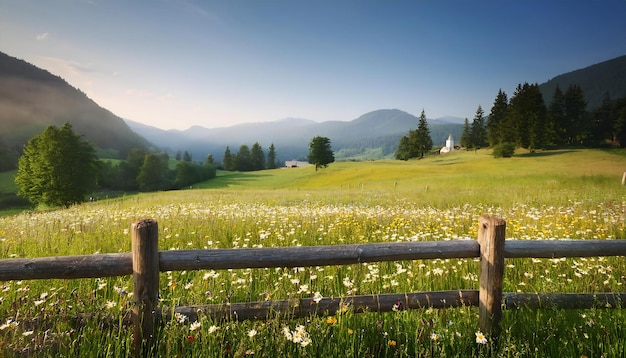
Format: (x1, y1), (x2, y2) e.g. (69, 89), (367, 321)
(440, 134), (455, 153)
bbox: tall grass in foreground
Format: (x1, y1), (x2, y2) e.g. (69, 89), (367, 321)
(1, 149), (625, 356)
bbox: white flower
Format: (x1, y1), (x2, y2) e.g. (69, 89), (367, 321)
(104, 301), (117, 309)
(248, 329), (257, 338)
(190, 321), (201, 331)
(0, 319), (18, 330)
(208, 325), (219, 334)
(22, 330), (34, 336)
(312, 291), (323, 303)
(175, 313), (188, 324)
(475, 331), (487, 344)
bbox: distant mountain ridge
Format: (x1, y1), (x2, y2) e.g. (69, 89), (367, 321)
(126, 109), (464, 162)
(0, 51), (149, 160)
(538, 54), (626, 108)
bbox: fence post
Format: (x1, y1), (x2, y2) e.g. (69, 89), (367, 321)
(132, 219), (159, 357)
(477, 215), (506, 338)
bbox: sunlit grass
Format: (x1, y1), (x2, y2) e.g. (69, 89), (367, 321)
(0, 149), (625, 356)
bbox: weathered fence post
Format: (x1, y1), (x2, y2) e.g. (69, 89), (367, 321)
(132, 219), (159, 357)
(477, 215), (506, 338)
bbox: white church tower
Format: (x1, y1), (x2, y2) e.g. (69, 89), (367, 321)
(440, 134), (455, 153)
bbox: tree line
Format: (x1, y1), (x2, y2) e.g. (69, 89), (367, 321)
(222, 142), (278, 171)
(15, 123), (217, 207)
(396, 83), (626, 160)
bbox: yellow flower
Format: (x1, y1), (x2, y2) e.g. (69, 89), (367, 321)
(326, 316), (337, 325)
(348, 329), (354, 335)
(388, 340), (397, 347)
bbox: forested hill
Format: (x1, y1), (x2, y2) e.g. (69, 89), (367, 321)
(0, 51), (149, 166)
(539, 54), (626, 108)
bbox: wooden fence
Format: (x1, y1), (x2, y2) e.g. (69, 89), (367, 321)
(1, 216), (625, 356)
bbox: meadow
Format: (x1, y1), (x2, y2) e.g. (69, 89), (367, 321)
(0, 149), (625, 357)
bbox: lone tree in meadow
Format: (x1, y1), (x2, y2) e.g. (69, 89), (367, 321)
(308, 136), (335, 171)
(15, 123), (99, 207)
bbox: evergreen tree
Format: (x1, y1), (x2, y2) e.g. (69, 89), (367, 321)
(486, 90), (509, 146)
(204, 154), (214, 166)
(563, 84), (588, 145)
(394, 135), (411, 160)
(415, 110), (433, 158)
(235, 144), (252, 171)
(460, 118), (472, 148)
(470, 105), (487, 148)
(547, 85), (566, 146)
(267, 143), (278, 169)
(15, 123), (98, 207)
(508, 83), (547, 152)
(222, 146), (233, 171)
(182, 150), (192, 162)
(250, 142), (265, 171)
(591, 93), (616, 145)
(308, 136), (335, 171)
(137, 153), (170, 191)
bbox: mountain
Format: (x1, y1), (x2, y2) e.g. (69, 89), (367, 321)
(539, 54), (626, 108)
(0, 51), (149, 165)
(127, 109), (464, 163)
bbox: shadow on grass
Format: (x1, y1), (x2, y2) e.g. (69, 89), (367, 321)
(194, 171), (271, 189)
(515, 150), (578, 158)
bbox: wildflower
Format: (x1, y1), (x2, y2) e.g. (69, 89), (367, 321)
(0, 319), (18, 330)
(22, 330), (34, 336)
(282, 326), (293, 340)
(326, 316), (337, 325)
(187, 335), (195, 342)
(208, 325), (219, 334)
(392, 301), (403, 311)
(312, 291), (323, 303)
(248, 329), (257, 338)
(430, 332), (439, 341)
(104, 300), (117, 309)
(388, 340), (397, 346)
(190, 321), (201, 331)
(245, 349), (255, 355)
(175, 313), (188, 324)
(348, 329), (354, 335)
(475, 331), (487, 344)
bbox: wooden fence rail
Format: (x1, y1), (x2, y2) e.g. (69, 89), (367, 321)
(1, 216), (625, 356)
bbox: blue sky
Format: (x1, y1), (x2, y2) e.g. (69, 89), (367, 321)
(2, 0), (626, 130)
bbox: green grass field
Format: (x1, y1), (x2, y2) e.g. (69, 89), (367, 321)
(0, 149), (625, 357)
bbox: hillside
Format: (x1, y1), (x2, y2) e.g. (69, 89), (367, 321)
(539, 54), (626, 108)
(127, 109), (464, 163)
(0, 51), (149, 167)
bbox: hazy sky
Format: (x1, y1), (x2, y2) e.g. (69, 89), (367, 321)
(2, 1), (626, 130)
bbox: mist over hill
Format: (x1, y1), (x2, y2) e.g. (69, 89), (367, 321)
(0, 51), (149, 163)
(126, 110), (464, 163)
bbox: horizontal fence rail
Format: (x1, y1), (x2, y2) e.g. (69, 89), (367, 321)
(1, 216), (625, 357)
(2, 240), (626, 281)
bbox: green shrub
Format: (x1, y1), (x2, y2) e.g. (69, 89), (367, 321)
(493, 143), (515, 158)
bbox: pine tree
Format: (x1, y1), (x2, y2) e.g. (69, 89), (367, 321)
(486, 90), (509, 147)
(235, 145), (252, 171)
(470, 105), (487, 148)
(415, 110), (433, 158)
(15, 123), (99, 207)
(308, 136), (335, 171)
(508, 83), (547, 152)
(460, 118), (472, 148)
(251, 142), (265, 171)
(222, 146), (233, 171)
(547, 85), (565, 146)
(564, 84), (588, 145)
(394, 135), (411, 160)
(267, 143), (278, 169)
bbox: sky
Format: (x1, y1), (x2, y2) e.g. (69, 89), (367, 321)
(2, 1), (626, 130)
